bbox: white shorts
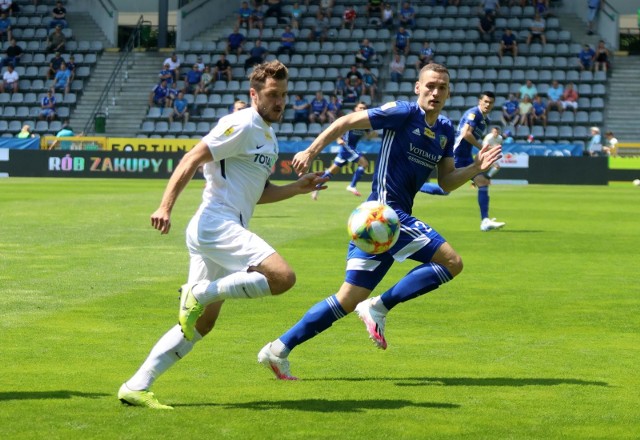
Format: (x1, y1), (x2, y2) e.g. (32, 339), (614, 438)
(185, 210), (275, 283)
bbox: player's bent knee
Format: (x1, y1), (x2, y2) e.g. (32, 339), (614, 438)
(269, 269), (296, 295)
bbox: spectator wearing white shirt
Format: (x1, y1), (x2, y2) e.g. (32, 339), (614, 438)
(1, 62), (19, 93)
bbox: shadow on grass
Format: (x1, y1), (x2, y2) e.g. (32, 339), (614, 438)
(175, 399), (460, 412)
(305, 377), (609, 387)
(0, 390), (109, 401)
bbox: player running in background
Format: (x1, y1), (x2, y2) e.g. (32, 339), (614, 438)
(420, 91), (506, 231)
(118, 61), (327, 409)
(257, 63), (502, 379)
(311, 101), (375, 200)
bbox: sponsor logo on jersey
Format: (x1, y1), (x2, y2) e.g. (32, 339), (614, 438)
(423, 127), (435, 138)
(223, 126), (234, 136)
(381, 101), (397, 111)
(468, 113), (476, 120)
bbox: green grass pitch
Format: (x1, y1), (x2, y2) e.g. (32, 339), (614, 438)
(1, 178), (639, 439)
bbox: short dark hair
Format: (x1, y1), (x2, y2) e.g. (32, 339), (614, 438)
(481, 91), (496, 100)
(249, 60), (289, 92)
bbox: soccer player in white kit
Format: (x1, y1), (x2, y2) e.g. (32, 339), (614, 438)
(118, 60), (327, 409)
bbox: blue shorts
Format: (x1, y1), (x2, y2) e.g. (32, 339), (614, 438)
(333, 146), (361, 166)
(344, 213), (446, 291)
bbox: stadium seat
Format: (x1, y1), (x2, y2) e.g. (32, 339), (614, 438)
(196, 122), (211, 133)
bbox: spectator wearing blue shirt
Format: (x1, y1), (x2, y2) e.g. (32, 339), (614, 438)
(169, 91), (189, 124)
(577, 44), (595, 71)
(277, 25), (296, 56)
(546, 79), (564, 113)
(293, 94), (310, 123)
(182, 64), (202, 94)
(39, 89), (57, 121)
(501, 93), (519, 126)
(158, 62), (173, 85)
(226, 26), (245, 56)
(309, 91), (329, 124)
(237, 1), (252, 30)
(52, 61), (71, 95)
(398, 1), (415, 28)
(355, 38), (376, 68)
(393, 26), (411, 57)
(326, 94), (342, 123)
(531, 95), (547, 127)
(244, 39), (268, 71)
(0, 12), (12, 43)
(587, 0), (600, 35)
(498, 28), (518, 60)
(415, 40), (434, 70)
(149, 79), (169, 108)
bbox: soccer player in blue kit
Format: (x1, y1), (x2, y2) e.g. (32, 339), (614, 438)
(420, 91), (506, 232)
(311, 101), (374, 200)
(258, 63), (503, 379)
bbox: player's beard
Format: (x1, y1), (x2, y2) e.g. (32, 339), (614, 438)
(257, 103), (284, 124)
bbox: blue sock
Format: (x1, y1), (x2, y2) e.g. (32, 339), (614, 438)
(350, 166), (365, 187)
(419, 182), (448, 195)
(280, 295), (346, 351)
(315, 170), (334, 189)
(478, 186), (489, 219)
(379, 263), (452, 311)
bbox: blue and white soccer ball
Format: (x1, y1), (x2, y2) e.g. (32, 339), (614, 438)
(347, 201), (400, 255)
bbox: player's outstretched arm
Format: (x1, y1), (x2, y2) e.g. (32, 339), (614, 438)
(292, 111), (372, 175)
(258, 172), (329, 204)
(437, 145), (502, 192)
(150, 142), (213, 234)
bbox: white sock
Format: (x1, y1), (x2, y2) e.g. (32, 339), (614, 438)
(125, 324), (202, 391)
(194, 271), (271, 305)
(270, 338), (289, 357)
(370, 296), (389, 314)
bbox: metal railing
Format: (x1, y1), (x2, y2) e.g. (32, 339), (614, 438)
(82, 15), (145, 135)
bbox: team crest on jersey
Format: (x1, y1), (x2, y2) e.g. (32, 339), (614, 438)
(439, 135), (447, 148)
(223, 126), (234, 136)
(381, 102), (397, 111)
(468, 113), (476, 120)
(423, 127), (435, 138)
(265, 132), (273, 141)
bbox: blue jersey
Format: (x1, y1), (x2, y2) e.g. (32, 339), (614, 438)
(367, 101), (455, 215)
(454, 106), (489, 166)
(310, 98), (327, 114)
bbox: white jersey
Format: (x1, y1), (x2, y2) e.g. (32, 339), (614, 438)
(199, 107), (278, 226)
(482, 133), (503, 148)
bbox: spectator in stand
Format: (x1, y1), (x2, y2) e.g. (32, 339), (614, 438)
(309, 91), (329, 124)
(1, 38), (22, 67)
(546, 79), (564, 113)
(166, 81), (179, 109)
(66, 54), (76, 83)
(526, 13), (547, 46)
(308, 10), (329, 43)
(195, 65), (213, 96)
(46, 25), (67, 54)
(237, 1), (252, 30)
(39, 88), (57, 121)
(182, 64), (202, 94)
(334, 74), (346, 97)
(534, 0), (549, 17)
(355, 39), (376, 68)
(194, 55), (205, 72)
(0, 62), (18, 93)
(0, 12), (12, 44)
(169, 90), (189, 124)
(389, 53), (405, 83)
(0, 0), (19, 16)
(290, 2), (303, 30)
(502, 129), (514, 144)
(343, 78), (360, 103)
(516, 95), (533, 128)
(594, 40), (610, 73)
(319, 0), (334, 17)
(326, 94), (342, 122)
(531, 95), (547, 127)
(381, 3), (394, 29)
(46, 51), (65, 80)
(276, 25), (296, 56)
(367, 0), (383, 21)
(498, 28), (518, 60)
(577, 44), (595, 71)
(603, 131), (618, 156)
(212, 54), (232, 82)
(250, 5), (264, 35)
(51, 61), (71, 95)
(587, 0), (600, 35)
(362, 66), (377, 103)
(293, 93), (310, 123)
(478, 11), (496, 43)
(587, 126), (602, 156)
(393, 26), (411, 57)
(415, 41), (434, 70)
(561, 82), (578, 113)
(244, 38), (268, 71)
(49, 1), (67, 29)
(480, 0), (500, 15)
(342, 4), (357, 31)
(519, 79), (538, 100)
(345, 65), (365, 97)
(162, 52), (181, 84)
(264, 0), (284, 23)
(149, 79), (169, 108)
(158, 62), (173, 86)
(231, 99), (248, 113)
(501, 93), (519, 126)
(398, 1), (415, 28)
(16, 124), (34, 138)
(226, 26), (245, 56)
